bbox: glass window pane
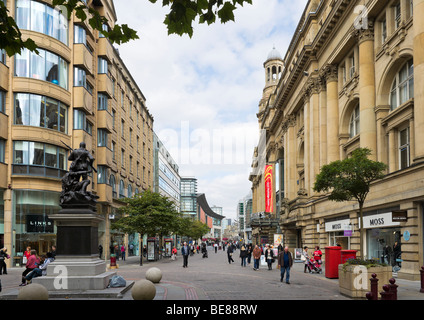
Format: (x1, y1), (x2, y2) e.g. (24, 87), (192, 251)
(59, 58), (68, 89)
(59, 148), (67, 170)
(31, 1), (45, 34)
(45, 144), (57, 168)
(15, 48), (30, 77)
(45, 51), (59, 84)
(16, 0), (30, 30)
(59, 104), (67, 133)
(14, 141), (29, 164)
(30, 49), (46, 80)
(45, 97), (59, 130)
(58, 11), (68, 45)
(29, 94), (44, 127)
(30, 142), (44, 165)
(14, 93), (30, 125)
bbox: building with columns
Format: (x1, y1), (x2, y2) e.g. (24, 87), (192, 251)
(0, 0), (154, 265)
(249, 0), (424, 280)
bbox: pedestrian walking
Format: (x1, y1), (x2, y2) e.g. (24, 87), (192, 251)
(0, 248), (10, 275)
(302, 246), (311, 273)
(277, 246), (293, 284)
(264, 245), (275, 270)
(313, 246), (322, 263)
(214, 243), (218, 253)
(172, 247), (177, 260)
(121, 245), (126, 261)
(247, 244), (252, 265)
(252, 245), (261, 270)
(227, 243), (235, 264)
(181, 242), (189, 268)
(239, 245), (247, 267)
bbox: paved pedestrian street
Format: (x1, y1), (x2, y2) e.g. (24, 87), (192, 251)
(2, 246), (422, 304)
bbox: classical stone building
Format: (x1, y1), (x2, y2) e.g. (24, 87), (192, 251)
(249, 0), (424, 280)
(0, 0), (154, 265)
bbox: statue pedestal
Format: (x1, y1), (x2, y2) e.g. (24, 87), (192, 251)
(33, 208), (115, 291)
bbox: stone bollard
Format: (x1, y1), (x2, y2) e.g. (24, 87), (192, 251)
(388, 278), (398, 300)
(131, 279), (156, 300)
(17, 284), (49, 300)
(146, 267), (162, 283)
(366, 273), (379, 300)
(420, 266), (424, 293)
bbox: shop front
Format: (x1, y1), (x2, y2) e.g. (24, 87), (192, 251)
(362, 211), (401, 271)
(325, 217), (352, 249)
(13, 190), (59, 266)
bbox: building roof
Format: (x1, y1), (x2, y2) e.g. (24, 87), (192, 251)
(197, 194), (225, 220)
(265, 46), (283, 62)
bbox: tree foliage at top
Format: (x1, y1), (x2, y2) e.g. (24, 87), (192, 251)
(0, 0), (252, 56)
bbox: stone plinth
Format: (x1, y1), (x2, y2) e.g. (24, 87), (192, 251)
(33, 207), (114, 291)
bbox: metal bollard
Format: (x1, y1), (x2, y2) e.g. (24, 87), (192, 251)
(380, 284), (394, 300)
(366, 273), (379, 300)
(388, 278), (398, 300)
(420, 266), (424, 293)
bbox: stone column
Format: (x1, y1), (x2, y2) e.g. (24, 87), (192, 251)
(286, 116), (297, 200)
(357, 23), (377, 160)
(388, 129), (396, 173)
(413, 0), (424, 163)
(325, 64), (340, 163)
(308, 79), (320, 194)
(303, 89), (310, 197)
(319, 75), (327, 167)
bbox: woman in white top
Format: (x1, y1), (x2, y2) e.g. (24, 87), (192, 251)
(302, 246), (310, 273)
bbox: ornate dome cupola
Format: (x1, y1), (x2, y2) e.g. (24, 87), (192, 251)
(263, 46), (284, 89)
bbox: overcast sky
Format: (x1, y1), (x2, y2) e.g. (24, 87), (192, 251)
(114, 0), (308, 220)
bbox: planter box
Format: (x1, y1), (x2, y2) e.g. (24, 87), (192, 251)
(338, 264), (392, 299)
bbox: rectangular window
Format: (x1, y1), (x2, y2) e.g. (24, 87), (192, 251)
(121, 149), (125, 168)
(97, 129), (108, 147)
(394, 2), (401, 29)
(98, 57), (108, 74)
(98, 93), (108, 111)
(381, 18), (387, 43)
(97, 165), (108, 184)
(73, 109), (85, 130)
(0, 49), (6, 65)
(74, 24), (86, 45)
(0, 90), (5, 113)
(0, 139), (5, 163)
(399, 127), (410, 170)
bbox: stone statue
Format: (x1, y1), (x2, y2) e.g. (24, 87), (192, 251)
(60, 141), (99, 209)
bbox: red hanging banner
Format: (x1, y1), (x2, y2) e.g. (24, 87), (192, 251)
(265, 165), (273, 213)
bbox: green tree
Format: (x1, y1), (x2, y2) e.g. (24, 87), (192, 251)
(178, 218), (210, 240)
(111, 189), (182, 256)
(0, 0), (252, 56)
(313, 148), (387, 259)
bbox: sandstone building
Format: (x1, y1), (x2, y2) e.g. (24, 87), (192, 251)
(0, 0), (154, 265)
(249, 0), (424, 280)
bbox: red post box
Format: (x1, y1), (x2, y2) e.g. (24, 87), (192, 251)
(325, 246), (341, 279)
(341, 250), (357, 264)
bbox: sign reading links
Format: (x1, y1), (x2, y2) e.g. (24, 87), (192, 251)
(27, 215), (54, 233)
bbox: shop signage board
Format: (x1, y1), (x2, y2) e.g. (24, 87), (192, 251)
(325, 219), (351, 232)
(26, 215), (54, 233)
(392, 210), (408, 222)
(359, 212), (400, 229)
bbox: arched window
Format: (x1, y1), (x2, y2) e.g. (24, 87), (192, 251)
(128, 184), (132, 198)
(349, 104), (360, 138)
(119, 180), (125, 199)
(109, 174), (116, 198)
(390, 59), (414, 110)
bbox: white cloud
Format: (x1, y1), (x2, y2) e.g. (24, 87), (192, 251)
(114, 0), (308, 219)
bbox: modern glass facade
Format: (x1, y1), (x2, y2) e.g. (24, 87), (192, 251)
(13, 189), (60, 266)
(180, 177), (197, 216)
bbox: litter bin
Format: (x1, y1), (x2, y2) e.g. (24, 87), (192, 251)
(341, 250), (357, 264)
(325, 246), (341, 279)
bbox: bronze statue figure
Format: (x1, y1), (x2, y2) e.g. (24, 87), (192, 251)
(60, 141), (99, 209)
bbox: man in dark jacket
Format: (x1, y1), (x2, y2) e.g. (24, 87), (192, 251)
(227, 243), (235, 264)
(277, 246), (293, 284)
(181, 242), (189, 268)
